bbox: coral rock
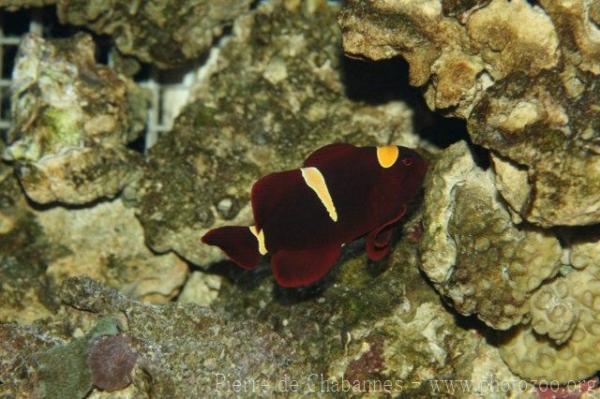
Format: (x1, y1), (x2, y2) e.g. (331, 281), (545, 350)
(3, 33), (146, 205)
(0, 175), (61, 324)
(39, 199), (189, 304)
(177, 272), (222, 306)
(339, 0), (600, 227)
(465, 0), (560, 79)
(419, 141), (562, 329)
(500, 267), (600, 383)
(468, 69), (600, 227)
(56, 0), (254, 68)
(529, 279), (579, 345)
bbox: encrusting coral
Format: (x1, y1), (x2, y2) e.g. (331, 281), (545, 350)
(87, 334), (138, 392)
(529, 278), (579, 345)
(421, 142), (600, 383)
(419, 141), (562, 330)
(498, 232), (600, 383)
(500, 265), (600, 383)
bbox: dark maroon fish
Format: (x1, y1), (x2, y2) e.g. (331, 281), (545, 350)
(202, 143), (427, 287)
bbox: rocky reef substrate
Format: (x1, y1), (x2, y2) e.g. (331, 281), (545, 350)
(1, 0), (599, 397)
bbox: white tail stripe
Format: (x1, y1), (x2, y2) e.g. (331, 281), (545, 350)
(301, 167), (338, 222)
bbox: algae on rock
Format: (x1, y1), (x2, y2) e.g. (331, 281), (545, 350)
(0, 175), (64, 324)
(209, 207), (502, 397)
(35, 318), (124, 399)
(134, 0), (419, 267)
(55, 0), (254, 68)
(0, 277), (310, 398)
(0, 0), (56, 10)
(3, 33), (147, 205)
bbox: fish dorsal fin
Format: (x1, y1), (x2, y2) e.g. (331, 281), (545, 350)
(303, 143), (357, 168)
(271, 245), (342, 287)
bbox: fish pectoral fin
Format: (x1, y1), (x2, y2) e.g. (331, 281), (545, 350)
(366, 206), (407, 261)
(271, 245), (342, 288)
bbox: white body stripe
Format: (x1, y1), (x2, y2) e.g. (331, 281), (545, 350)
(300, 167), (338, 222)
(249, 225), (268, 255)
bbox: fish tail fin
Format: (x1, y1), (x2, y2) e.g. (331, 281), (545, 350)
(201, 226), (262, 269)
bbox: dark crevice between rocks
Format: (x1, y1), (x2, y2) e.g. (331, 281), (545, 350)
(0, 7), (37, 36)
(273, 280), (331, 305)
(453, 311), (503, 346)
(423, 115), (472, 150)
(250, 0), (263, 10)
(207, 260), (272, 291)
(0, 91), (10, 141)
(126, 134), (146, 154)
(35, 7), (76, 38)
(554, 224), (600, 249)
(93, 35), (113, 66)
(341, 56), (421, 106)
(1, 41), (17, 81)
(340, 55), (474, 152)
(467, 141), (491, 170)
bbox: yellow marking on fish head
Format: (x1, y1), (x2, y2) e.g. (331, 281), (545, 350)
(376, 145), (399, 168)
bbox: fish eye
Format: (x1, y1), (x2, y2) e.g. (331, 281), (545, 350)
(402, 157), (413, 166)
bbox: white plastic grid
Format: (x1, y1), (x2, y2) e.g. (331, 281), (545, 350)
(0, 8), (196, 150)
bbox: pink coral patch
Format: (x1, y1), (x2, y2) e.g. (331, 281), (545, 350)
(87, 334), (138, 392)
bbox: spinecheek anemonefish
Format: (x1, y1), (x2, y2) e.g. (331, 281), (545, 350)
(202, 143), (428, 287)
